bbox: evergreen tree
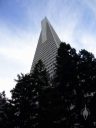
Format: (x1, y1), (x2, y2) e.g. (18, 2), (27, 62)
(11, 60), (50, 128)
(31, 60), (50, 128)
(0, 91), (12, 128)
(2, 42), (96, 128)
(54, 42), (79, 128)
(0, 91), (7, 127)
(77, 49), (96, 127)
(54, 42), (96, 128)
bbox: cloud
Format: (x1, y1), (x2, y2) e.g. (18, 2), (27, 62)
(46, 0), (96, 55)
(0, 23), (38, 62)
(84, 0), (96, 18)
(0, 22), (39, 97)
(79, 32), (96, 56)
(0, 0), (96, 97)
(44, 0), (84, 50)
(0, 77), (15, 98)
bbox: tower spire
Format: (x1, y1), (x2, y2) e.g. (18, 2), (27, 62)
(41, 17), (61, 47)
(31, 17), (61, 77)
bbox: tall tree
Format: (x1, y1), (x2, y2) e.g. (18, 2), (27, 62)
(0, 91), (12, 128)
(77, 49), (96, 127)
(54, 42), (96, 128)
(11, 60), (50, 128)
(53, 42), (79, 128)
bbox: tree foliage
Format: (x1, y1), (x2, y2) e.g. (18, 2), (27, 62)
(0, 43), (96, 128)
(54, 42), (96, 128)
(10, 60), (50, 128)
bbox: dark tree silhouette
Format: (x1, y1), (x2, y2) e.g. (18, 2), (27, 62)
(0, 91), (13, 128)
(1, 42), (96, 128)
(54, 42), (80, 128)
(0, 91), (7, 127)
(11, 60), (50, 128)
(77, 49), (96, 127)
(54, 42), (96, 128)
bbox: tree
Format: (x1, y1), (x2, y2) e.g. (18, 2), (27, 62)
(0, 91), (13, 128)
(11, 60), (50, 128)
(77, 49), (96, 127)
(30, 60), (50, 128)
(3, 42), (96, 128)
(0, 91), (7, 127)
(54, 42), (96, 128)
(53, 42), (79, 128)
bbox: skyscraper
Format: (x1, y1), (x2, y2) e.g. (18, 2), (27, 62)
(31, 17), (61, 77)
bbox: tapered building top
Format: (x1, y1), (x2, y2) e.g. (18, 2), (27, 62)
(31, 17), (61, 77)
(41, 17), (60, 47)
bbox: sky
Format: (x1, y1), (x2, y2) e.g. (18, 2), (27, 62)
(0, 0), (96, 98)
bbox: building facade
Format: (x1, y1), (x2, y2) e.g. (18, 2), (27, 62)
(31, 17), (61, 77)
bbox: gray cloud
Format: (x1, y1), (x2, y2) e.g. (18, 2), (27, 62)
(0, 0), (96, 97)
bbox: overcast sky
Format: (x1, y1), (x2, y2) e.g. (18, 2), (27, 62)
(0, 0), (96, 97)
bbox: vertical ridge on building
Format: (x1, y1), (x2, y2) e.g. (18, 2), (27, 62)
(31, 17), (61, 77)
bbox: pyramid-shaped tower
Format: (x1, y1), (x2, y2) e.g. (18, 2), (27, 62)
(31, 17), (61, 77)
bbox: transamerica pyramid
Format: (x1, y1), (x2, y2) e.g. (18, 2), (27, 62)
(31, 17), (61, 77)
